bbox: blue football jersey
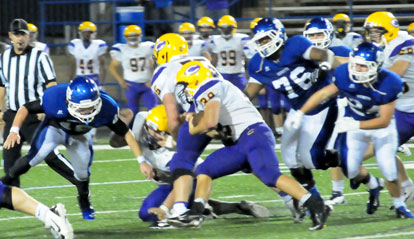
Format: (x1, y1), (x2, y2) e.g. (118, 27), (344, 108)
(329, 45), (351, 58)
(334, 64), (403, 121)
(248, 35), (334, 115)
(42, 84), (120, 134)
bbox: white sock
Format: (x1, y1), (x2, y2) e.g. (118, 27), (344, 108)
(281, 195), (293, 203)
(401, 179), (414, 188)
(172, 202), (188, 216)
(332, 180), (345, 193)
(392, 196), (405, 209)
(194, 198), (206, 206)
(299, 193), (312, 207)
(366, 175), (379, 189)
(35, 203), (50, 223)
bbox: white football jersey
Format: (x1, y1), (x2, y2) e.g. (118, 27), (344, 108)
(151, 55), (222, 111)
(383, 31), (414, 113)
(33, 41), (49, 54)
(244, 39), (257, 60)
(210, 33), (251, 74)
(132, 111), (203, 184)
(110, 41), (154, 83)
(68, 39), (107, 76)
(331, 32), (363, 49)
(192, 78), (263, 140)
(188, 39), (208, 57)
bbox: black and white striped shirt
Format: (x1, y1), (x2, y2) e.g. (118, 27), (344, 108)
(0, 46), (56, 111)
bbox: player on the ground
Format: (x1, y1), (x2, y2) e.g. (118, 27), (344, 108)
(110, 105), (272, 228)
(2, 77), (152, 221)
(363, 11), (414, 205)
(170, 61), (331, 230)
(289, 42), (413, 218)
(109, 25), (158, 115)
(210, 15), (251, 90)
(0, 182), (73, 239)
(27, 23), (49, 54)
(245, 18), (342, 216)
(178, 22), (211, 60)
(331, 13), (363, 49)
(68, 21), (107, 85)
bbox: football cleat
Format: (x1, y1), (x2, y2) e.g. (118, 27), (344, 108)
(78, 195), (95, 220)
(149, 219), (176, 229)
(285, 198), (306, 223)
(366, 178), (384, 214)
(239, 200), (272, 218)
(308, 205), (332, 231)
(396, 206), (414, 219)
(326, 191), (346, 205)
(398, 144), (412, 156)
(403, 185), (414, 204)
(45, 204), (74, 239)
(167, 211), (204, 228)
(203, 203), (218, 220)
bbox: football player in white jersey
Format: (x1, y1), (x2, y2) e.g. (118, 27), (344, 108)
(210, 15), (251, 90)
(196, 16), (215, 42)
(178, 22), (211, 61)
(109, 25), (158, 115)
(364, 11), (414, 205)
(68, 21), (107, 85)
(408, 23), (414, 37)
(109, 105), (271, 228)
(27, 23), (49, 54)
(331, 13), (363, 49)
(151, 33), (218, 225)
(170, 61), (331, 230)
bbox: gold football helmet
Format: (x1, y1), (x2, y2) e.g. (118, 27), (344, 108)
(364, 11), (399, 44)
(176, 61), (213, 96)
(218, 15), (237, 38)
(153, 33), (189, 65)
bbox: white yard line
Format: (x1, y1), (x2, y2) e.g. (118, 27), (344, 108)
(340, 231), (414, 239)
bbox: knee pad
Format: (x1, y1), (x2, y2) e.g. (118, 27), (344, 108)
(317, 149), (341, 170)
(0, 185), (14, 210)
(172, 169), (195, 182)
(289, 167), (315, 190)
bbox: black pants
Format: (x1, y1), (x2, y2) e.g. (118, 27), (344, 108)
(2, 110), (78, 187)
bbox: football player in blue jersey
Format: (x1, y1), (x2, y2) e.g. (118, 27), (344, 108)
(0, 182), (74, 238)
(245, 17), (342, 212)
(289, 42), (413, 218)
(303, 17), (351, 205)
(2, 76), (153, 220)
(170, 61), (331, 230)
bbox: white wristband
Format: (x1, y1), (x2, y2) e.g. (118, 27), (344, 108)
(136, 155), (147, 164)
(10, 126), (20, 134)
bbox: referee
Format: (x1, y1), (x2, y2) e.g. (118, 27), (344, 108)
(0, 19), (77, 187)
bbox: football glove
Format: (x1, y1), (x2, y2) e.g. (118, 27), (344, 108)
(335, 117), (360, 133)
(285, 110), (304, 131)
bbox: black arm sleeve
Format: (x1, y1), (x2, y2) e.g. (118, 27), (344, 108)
(24, 100), (44, 114)
(108, 118), (130, 136)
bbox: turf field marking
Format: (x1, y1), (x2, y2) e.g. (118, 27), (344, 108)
(340, 231), (414, 239)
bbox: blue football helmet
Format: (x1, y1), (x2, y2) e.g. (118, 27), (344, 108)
(348, 42), (384, 84)
(303, 17), (334, 48)
(252, 18), (287, 57)
(66, 76), (102, 124)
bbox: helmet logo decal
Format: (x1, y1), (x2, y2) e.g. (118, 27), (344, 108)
(184, 64), (200, 75)
(391, 19), (399, 28)
(155, 40), (166, 52)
